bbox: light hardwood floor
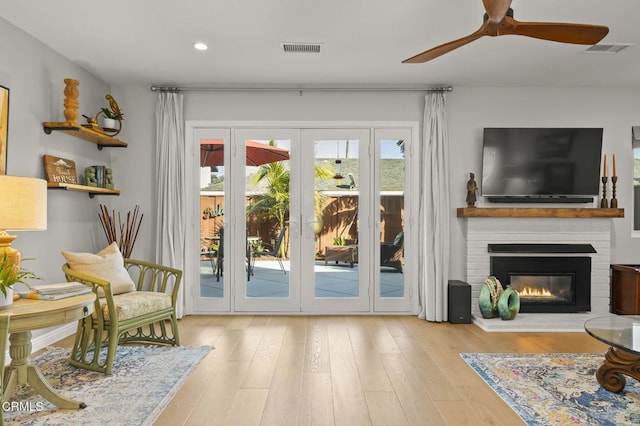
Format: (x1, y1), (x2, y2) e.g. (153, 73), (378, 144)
(58, 315), (610, 425)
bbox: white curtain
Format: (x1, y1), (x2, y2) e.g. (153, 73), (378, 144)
(418, 92), (450, 321)
(155, 92), (186, 317)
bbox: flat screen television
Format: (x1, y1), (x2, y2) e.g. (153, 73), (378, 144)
(481, 128), (603, 202)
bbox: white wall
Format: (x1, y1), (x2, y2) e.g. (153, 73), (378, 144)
(0, 18), (115, 344)
(0, 18), (113, 285)
(446, 87), (640, 280)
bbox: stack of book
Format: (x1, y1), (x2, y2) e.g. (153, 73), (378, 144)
(93, 165), (106, 188)
(18, 282), (92, 300)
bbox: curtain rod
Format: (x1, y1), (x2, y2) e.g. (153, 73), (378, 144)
(150, 85), (453, 93)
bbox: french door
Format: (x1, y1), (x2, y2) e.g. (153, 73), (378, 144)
(189, 124), (414, 314)
(299, 129), (371, 312)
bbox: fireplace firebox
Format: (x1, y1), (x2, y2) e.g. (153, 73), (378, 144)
(488, 244), (593, 313)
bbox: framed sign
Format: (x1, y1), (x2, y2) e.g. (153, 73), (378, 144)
(43, 155), (78, 184)
(0, 85), (8, 175)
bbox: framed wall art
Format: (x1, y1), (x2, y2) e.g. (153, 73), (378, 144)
(0, 85), (8, 175)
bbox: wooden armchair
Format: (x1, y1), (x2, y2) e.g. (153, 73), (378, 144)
(62, 258), (182, 375)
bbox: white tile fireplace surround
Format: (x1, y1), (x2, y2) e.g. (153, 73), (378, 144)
(458, 209), (622, 332)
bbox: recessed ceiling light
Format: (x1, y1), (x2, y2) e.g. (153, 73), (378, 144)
(193, 42), (208, 51)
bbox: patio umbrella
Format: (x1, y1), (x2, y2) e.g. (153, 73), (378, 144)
(200, 139), (290, 167)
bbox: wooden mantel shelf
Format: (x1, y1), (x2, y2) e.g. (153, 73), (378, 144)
(457, 207), (624, 218)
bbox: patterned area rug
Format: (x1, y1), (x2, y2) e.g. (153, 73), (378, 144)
(4, 345), (211, 425)
(462, 353), (640, 425)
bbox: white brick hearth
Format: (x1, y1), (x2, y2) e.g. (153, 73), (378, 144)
(460, 216), (613, 332)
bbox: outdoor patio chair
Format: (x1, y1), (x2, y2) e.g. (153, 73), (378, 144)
(251, 226), (287, 274)
(216, 227), (224, 282)
(381, 231), (403, 272)
(200, 237), (218, 275)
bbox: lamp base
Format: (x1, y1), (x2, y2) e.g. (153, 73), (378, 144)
(0, 231), (21, 267)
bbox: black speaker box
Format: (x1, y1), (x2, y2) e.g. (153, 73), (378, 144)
(448, 280), (471, 324)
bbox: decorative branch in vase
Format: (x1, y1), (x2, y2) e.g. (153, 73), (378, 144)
(98, 204), (143, 259)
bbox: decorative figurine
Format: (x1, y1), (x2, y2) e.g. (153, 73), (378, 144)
(95, 94), (124, 136)
(466, 172), (478, 207)
(81, 114), (100, 131)
(105, 168), (114, 189)
(84, 166), (97, 187)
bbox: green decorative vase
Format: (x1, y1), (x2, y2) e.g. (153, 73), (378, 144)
(479, 276), (503, 319)
(498, 285), (520, 320)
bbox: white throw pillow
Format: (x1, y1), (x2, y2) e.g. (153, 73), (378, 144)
(62, 242), (136, 295)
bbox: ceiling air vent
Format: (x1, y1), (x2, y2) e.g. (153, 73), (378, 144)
(282, 42), (323, 53)
(585, 43), (633, 53)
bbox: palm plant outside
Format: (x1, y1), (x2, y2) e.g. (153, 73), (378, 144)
(249, 160), (290, 236)
(248, 142), (334, 258)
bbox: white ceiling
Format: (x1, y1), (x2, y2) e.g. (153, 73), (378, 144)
(2, 0), (639, 88)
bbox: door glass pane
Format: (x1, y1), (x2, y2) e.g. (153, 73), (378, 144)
(379, 139), (405, 296)
(200, 139), (225, 297)
(245, 139), (291, 298)
(315, 139), (359, 297)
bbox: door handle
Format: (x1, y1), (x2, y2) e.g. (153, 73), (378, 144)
(304, 220), (318, 239)
(289, 218), (299, 236)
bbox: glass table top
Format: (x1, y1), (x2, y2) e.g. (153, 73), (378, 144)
(584, 315), (640, 355)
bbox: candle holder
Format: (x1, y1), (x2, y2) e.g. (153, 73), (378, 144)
(611, 176), (618, 208)
(601, 176), (608, 208)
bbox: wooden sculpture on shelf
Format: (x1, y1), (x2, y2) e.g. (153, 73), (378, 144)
(63, 78), (80, 125)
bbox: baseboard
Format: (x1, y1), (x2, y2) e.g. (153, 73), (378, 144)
(31, 323), (77, 353)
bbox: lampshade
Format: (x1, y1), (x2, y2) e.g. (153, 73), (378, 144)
(0, 175), (47, 267)
(0, 175), (47, 231)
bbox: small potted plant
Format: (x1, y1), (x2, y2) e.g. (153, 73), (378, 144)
(333, 236), (346, 246)
(100, 106), (124, 130)
(0, 254), (41, 307)
(99, 94), (124, 135)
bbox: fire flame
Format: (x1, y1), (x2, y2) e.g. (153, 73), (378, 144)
(516, 287), (554, 298)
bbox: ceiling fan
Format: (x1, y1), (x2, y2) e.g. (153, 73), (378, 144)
(403, 0), (609, 63)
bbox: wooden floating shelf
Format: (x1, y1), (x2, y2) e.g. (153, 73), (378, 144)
(47, 182), (120, 198)
(457, 207), (624, 219)
(42, 122), (127, 148)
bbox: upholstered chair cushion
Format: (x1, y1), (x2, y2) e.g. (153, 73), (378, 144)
(98, 292), (172, 321)
(62, 242), (136, 295)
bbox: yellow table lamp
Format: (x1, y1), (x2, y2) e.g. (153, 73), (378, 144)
(0, 175), (47, 267)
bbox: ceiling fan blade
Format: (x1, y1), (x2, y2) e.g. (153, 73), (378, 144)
(504, 19), (609, 45)
(482, 0), (512, 23)
(402, 27), (487, 63)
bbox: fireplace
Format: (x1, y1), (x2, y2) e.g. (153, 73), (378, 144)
(489, 244), (593, 313)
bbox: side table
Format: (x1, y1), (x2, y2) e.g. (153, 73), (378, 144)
(610, 264), (640, 314)
(324, 245), (358, 268)
(584, 315), (640, 393)
(2, 293), (95, 409)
